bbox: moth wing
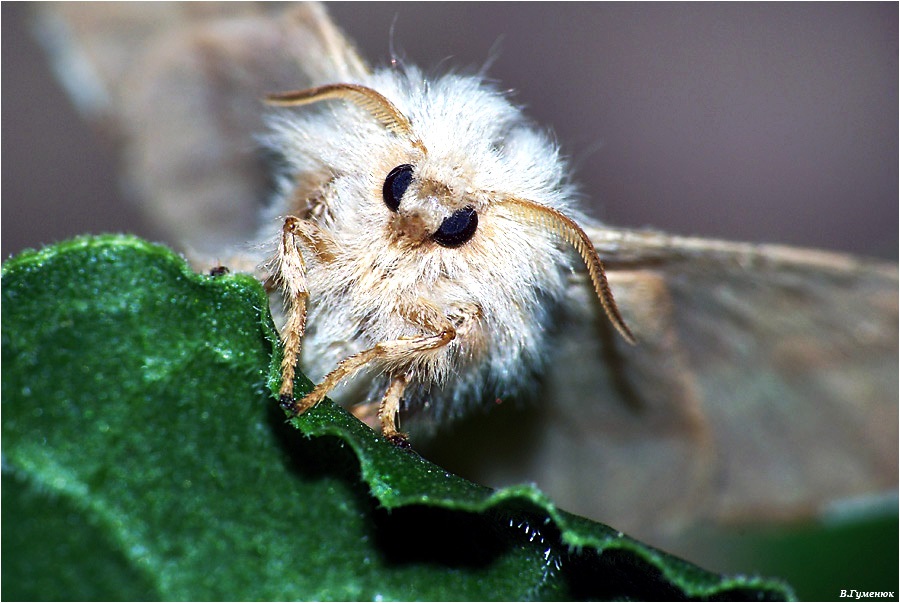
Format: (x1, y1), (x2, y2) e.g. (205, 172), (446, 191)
(34, 3), (369, 255)
(537, 227), (897, 543)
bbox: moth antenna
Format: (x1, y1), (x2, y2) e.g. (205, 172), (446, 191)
(266, 83), (427, 153)
(499, 198), (637, 344)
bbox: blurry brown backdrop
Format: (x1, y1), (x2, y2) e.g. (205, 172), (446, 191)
(3, 2), (897, 261)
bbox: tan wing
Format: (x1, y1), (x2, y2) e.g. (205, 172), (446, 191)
(34, 2), (369, 254)
(427, 226), (897, 548)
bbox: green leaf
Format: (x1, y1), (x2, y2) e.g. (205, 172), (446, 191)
(2, 235), (794, 600)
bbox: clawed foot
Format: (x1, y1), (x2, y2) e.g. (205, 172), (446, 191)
(386, 433), (411, 448)
(279, 393), (299, 415)
(280, 393), (411, 448)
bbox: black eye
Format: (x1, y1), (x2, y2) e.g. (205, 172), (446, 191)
(382, 164), (413, 212)
(433, 206), (478, 248)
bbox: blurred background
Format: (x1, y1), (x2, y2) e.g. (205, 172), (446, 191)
(3, 2), (897, 260)
(3, 3), (897, 599)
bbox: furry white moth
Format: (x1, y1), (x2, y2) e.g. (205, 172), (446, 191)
(263, 77), (634, 443)
(32, 2), (896, 547)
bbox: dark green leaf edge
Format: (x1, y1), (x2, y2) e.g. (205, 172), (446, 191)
(3, 235), (795, 600)
(289, 400), (796, 599)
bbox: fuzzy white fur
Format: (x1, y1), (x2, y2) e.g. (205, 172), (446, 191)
(260, 66), (592, 427)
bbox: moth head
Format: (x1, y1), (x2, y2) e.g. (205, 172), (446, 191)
(268, 84), (478, 249)
(266, 83), (635, 343)
(380, 162), (478, 248)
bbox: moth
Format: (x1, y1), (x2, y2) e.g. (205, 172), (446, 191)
(31, 2), (897, 557)
(265, 79), (636, 446)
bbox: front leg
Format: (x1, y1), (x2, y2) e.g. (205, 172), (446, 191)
(284, 321), (456, 416)
(379, 375), (410, 446)
(349, 375), (409, 439)
(276, 215), (321, 405)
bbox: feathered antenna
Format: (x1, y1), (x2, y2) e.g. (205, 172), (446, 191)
(498, 197), (637, 344)
(266, 83), (427, 153)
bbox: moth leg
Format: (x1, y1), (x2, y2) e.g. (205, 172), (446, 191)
(285, 322), (456, 419)
(348, 379), (406, 435)
(379, 375), (410, 445)
(277, 216), (312, 406)
(277, 213), (343, 407)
